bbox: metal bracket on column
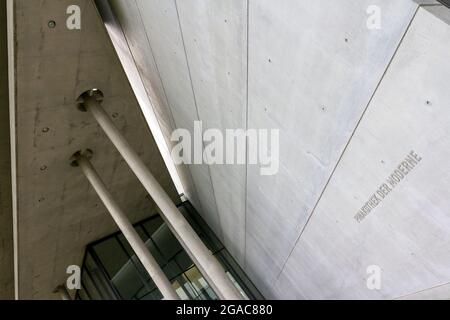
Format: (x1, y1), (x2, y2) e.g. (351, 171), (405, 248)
(70, 149), (94, 167)
(76, 89), (104, 112)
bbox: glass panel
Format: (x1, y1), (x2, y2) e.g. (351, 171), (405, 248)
(140, 289), (163, 300)
(184, 266), (218, 300)
(214, 250), (262, 299)
(179, 205), (223, 253)
(85, 253), (118, 299)
(79, 202), (263, 300)
(145, 239), (167, 265)
(173, 282), (190, 300)
(77, 291), (86, 301)
(142, 216), (164, 235)
(116, 234), (133, 257)
(116, 235), (164, 281)
(77, 284), (90, 300)
(81, 271), (102, 300)
(162, 260), (182, 280)
(135, 279), (157, 299)
(178, 206), (203, 235)
(129, 254), (151, 282)
(174, 250), (194, 271)
(152, 224), (183, 261)
(172, 274), (198, 300)
(226, 271), (249, 300)
(135, 225), (148, 242)
(111, 258), (151, 300)
(93, 237), (129, 279)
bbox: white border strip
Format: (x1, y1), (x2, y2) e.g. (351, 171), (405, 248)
(6, 0), (18, 300)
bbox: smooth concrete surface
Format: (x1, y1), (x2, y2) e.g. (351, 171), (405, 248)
(273, 6), (450, 299)
(108, 0), (249, 268)
(398, 282), (450, 300)
(106, 0), (450, 300)
(108, 0), (227, 253)
(174, 0), (248, 266)
(0, 0), (14, 300)
(245, 0), (418, 295)
(12, 0), (179, 299)
(95, 0), (200, 210)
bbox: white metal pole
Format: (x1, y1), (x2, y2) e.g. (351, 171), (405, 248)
(74, 154), (179, 300)
(82, 95), (242, 300)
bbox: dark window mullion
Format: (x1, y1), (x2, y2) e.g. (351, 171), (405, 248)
(88, 247), (123, 300)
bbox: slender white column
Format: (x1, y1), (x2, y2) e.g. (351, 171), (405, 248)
(74, 153), (179, 300)
(55, 285), (71, 301)
(82, 95), (242, 300)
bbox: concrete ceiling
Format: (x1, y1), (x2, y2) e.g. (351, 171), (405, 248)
(106, 0), (450, 299)
(10, 0), (179, 299)
(0, 0), (14, 300)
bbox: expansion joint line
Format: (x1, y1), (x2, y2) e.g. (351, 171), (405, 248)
(274, 5), (421, 282)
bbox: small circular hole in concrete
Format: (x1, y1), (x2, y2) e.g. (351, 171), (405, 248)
(112, 113), (119, 119)
(40, 165), (47, 171)
(426, 100), (432, 106)
(38, 197), (45, 203)
(48, 20), (56, 29)
(42, 127), (50, 133)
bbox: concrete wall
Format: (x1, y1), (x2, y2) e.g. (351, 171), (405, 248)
(0, 0), (14, 300)
(12, 0), (179, 299)
(274, 6), (450, 298)
(108, 0), (248, 264)
(108, 0), (450, 299)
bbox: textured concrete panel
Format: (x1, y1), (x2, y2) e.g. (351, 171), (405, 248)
(14, 0), (178, 299)
(174, 0), (248, 265)
(274, 7), (450, 299)
(398, 282), (450, 300)
(108, 0), (248, 265)
(246, 0), (418, 295)
(0, 0), (14, 300)
(109, 0), (224, 241)
(105, 0), (450, 300)
(103, 0), (200, 208)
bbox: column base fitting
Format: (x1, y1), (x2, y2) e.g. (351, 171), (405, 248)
(70, 149), (94, 167)
(76, 88), (104, 112)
